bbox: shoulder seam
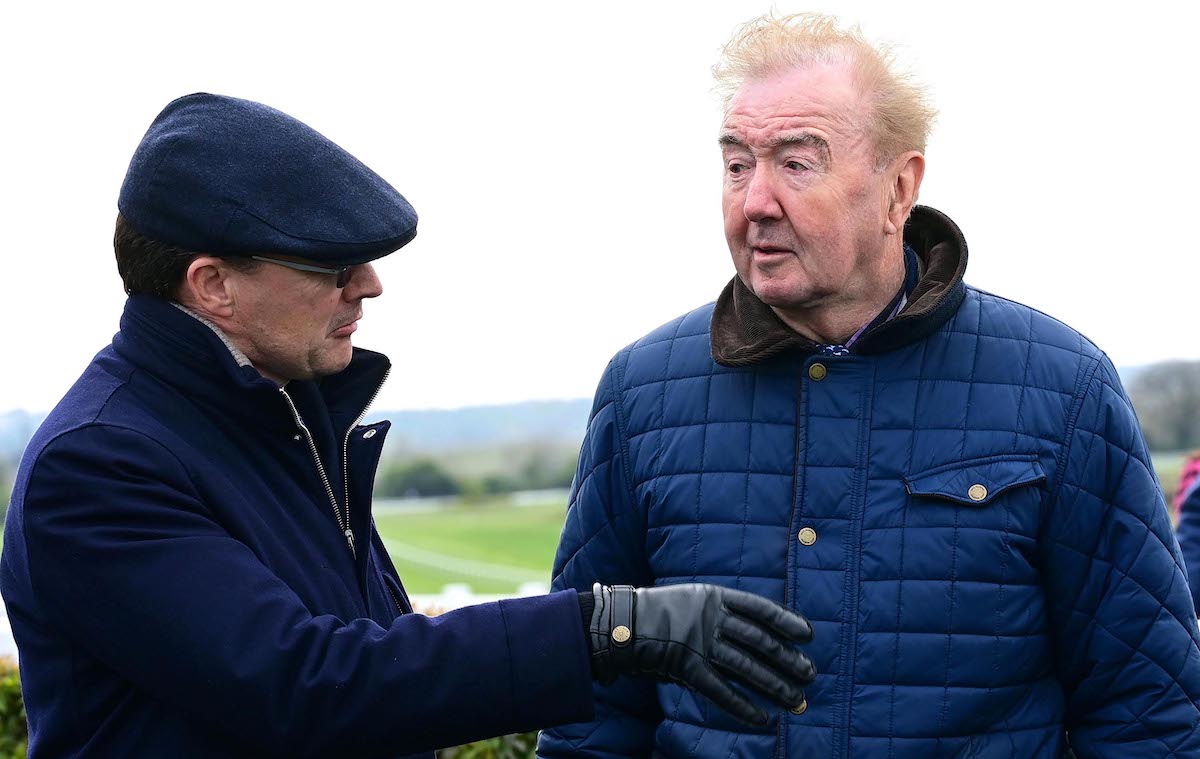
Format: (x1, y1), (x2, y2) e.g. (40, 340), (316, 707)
(1048, 352), (1105, 509)
(608, 350), (640, 513)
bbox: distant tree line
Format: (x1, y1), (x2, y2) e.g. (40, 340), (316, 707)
(1127, 361), (1200, 452)
(374, 443), (579, 499)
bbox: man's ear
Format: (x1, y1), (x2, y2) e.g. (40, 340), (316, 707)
(884, 151), (925, 236)
(179, 256), (236, 318)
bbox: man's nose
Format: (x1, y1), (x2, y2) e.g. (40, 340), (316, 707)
(343, 263), (383, 300)
(743, 168), (783, 223)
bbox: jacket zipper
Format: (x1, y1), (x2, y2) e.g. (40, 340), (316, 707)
(279, 388), (356, 557)
(342, 366), (392, 544)
(384, 576), (406, 616)
(340, 368), (404, 616)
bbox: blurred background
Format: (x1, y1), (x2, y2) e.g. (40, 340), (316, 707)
(1, 1), (1198, 752)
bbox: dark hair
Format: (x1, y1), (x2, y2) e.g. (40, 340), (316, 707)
(113, 214), (257, 299)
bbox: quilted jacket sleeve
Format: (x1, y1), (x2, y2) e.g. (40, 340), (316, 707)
(1175, 478), (1200, 616)
(1041, 356), (1200, 757)
(537, 356), (661, 758)
(14, 424), (593, 757)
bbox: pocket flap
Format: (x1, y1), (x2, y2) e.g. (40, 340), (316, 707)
(904, 454), (1046, 506)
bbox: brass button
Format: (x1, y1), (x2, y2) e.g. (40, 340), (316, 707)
(612, 625), (631, 643)
(968, 484), (988, 502)
(363, 429), (377, 439)
(798, 527), (817, 546)
(790, 697), (808, 715)
(808, 363), (827, 381)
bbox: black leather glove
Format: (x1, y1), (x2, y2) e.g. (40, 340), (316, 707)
(587, 583), (815, 726)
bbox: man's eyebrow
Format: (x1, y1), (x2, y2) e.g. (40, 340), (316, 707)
(767, 133), (830, 164)
(718, 132), (831, 165)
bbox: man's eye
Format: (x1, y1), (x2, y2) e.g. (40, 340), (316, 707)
(727, 162), (748, 174)
(785, 161), (809, 172)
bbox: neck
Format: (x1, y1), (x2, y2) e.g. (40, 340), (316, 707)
(770, 241), (907, 344)
(171, 302), (287, 386)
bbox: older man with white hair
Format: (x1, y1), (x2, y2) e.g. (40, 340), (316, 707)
(538, 13), (1200, 758)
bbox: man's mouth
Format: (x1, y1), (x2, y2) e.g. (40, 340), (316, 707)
(752, 245), (793, 257)
(330, 314), (362, 337)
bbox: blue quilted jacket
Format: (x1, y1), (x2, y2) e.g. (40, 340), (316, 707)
(538, 207), (1200, 758)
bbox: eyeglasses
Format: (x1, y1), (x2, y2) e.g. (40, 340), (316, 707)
(249, 255), (352, 288)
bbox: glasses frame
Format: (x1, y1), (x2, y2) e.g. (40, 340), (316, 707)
(249, 255), (351, 288)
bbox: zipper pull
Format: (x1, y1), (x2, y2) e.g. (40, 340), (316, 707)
(344, 528), (356, 558)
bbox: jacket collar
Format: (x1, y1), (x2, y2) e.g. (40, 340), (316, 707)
(113, 295), (391, 432)
(711, 205), (969, 367)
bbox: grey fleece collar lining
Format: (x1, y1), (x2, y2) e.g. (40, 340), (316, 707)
(171, 302), (253, 369)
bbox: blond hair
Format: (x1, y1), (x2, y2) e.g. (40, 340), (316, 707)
(713, 12), (936, 167)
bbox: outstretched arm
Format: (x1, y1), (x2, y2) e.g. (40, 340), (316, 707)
(12, 424), (594, 757)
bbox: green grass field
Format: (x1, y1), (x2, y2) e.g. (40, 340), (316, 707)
(374, 499), (568, 594)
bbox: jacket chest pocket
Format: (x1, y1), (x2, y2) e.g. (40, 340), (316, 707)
(896, 454), (1048, 589)
(904, 454), (1046, 509)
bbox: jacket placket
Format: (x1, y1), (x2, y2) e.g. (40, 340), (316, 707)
(781, 354), (874, 759)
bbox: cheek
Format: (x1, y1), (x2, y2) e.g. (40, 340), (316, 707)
(723, 200), (749, 246)
(723, 214), (751, 273)
(722, 181), (745, 219)
(779, 190), (831, 230)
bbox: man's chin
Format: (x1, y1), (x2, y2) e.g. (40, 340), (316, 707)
(312, 346), (355, 378)
(748, 279), (813, 310)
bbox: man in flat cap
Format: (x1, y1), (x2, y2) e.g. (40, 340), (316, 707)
(0, 93), (818, 757)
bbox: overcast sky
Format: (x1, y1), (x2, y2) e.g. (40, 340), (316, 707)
(2, 1), (1197, 414)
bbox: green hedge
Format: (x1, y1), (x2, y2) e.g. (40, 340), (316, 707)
(439, 731), (536, 757)
(0, 659), (26, 759)
(0, 656), (534, 757)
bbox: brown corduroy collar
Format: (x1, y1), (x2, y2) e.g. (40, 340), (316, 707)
(710, 205), (970, 367)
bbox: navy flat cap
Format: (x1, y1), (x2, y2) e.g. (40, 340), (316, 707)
(118, 93), (417, 265)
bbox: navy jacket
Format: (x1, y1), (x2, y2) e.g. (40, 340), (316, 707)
(1, 296), (593, 757)
(538, 207), (1200, 758)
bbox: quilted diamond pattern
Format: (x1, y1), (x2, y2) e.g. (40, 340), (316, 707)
(539, 288), (1200, 758)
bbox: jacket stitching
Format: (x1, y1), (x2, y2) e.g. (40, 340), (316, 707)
(610, 353), (641, 521)
(888, 321), (932, 759)
(691, 369), (712, 586)
(1046, 355), (1103, 512)
(736, 373), (754, 594)
(841, 363), (874, 758)
(651, 318), (686, 531)
(623, 373), (1084, 399)
(653, 323), (692, 748)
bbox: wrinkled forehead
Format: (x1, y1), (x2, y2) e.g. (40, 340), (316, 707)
(722, 60), (868, 136)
